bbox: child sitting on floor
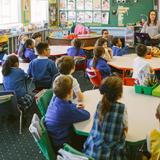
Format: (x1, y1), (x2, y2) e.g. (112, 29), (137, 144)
(45, 75), (90, 151)
(56, 56), (84, 102)
(84, 76), (128, 160)
(112, 37), (128, 56)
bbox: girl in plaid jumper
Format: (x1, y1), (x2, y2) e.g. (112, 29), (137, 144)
(84, 76), (128, 160)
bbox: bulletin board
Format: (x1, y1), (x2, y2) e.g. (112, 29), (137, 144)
(59, 0), (153, 27)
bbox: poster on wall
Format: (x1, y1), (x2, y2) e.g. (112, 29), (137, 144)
(68, 11), (76, 21)
(68, 0), (75, 10)
(77, 12), (85, 23)
(77, 0), (84, 10)
(102, 0), (110, 10)
(85, 12), (92, 23)
(85, 0), (92, 10)
(24, 0), (30, 23)
(60, 11), (67, 26)
(93, 11), (101, 23)
(101, 12), (109, 24)
(93, 0), (101, 10)
(60, 0), (67, 9)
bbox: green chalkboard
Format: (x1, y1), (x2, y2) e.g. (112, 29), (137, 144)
(59, 0), (153, 27)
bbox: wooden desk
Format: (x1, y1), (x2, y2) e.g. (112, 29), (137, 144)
(73, 86), (160, 143)
(48, 35), (101, 47)
(0, 63), (29, 84)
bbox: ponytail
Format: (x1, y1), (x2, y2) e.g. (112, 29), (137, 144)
(2, 55), (19, 76)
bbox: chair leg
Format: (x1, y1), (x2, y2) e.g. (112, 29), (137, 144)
(17, 105), (22, 134)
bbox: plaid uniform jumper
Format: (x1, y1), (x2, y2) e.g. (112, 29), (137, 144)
(84, 102), (127, 160)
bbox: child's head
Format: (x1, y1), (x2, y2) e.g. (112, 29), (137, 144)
(92, 46), (105, 68)
(101, 29), (109, 39)
(98, 76), (123, 122)
(18, 34), (28, 44)
(71, 38), (82, 49)
(136, 44), (147, 57)
(112, 37), (122, 47)
(2, 54), (19, 76)
(156, 104), (160, 121)
(36, 42), (50, 57)
(56, 56), (75, 75)
(25, 39), (35, 49)
(95, 38), (108, 48)
(32, 32), (42, 46)
(53, 75), (73, 100)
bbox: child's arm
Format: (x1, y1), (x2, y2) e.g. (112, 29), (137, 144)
(108, 47), (113, 58)
(75, 90), (84, 102)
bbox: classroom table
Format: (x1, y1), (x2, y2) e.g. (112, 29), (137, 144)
(73, 86), (160, 143)
(0, 63), (29, 84)
(108, 54), (160, 78)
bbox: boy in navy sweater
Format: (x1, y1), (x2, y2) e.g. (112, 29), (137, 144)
(45, 75), (90, 151)
(28, 42), (58, 89)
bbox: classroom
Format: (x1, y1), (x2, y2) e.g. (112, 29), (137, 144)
(0, 0), (160, 159)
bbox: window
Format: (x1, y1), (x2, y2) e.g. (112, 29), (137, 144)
(0, 0), (20, 26)
(31, 0), (49, 23)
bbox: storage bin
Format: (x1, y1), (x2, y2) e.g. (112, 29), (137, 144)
(152, 85), (160, 97)
(134, 85), (143, 94)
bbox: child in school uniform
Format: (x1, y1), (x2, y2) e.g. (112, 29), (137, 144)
(112, 37), (128, 56)
(2, 54), (33, 108)
(132, 44), (154, 85)
(67, 38), (85, 57)
(146, 104), (160, 160)
(84, 76), (128, 160)
(28, 42), (58, 89)
(24, 39), (36, 62)
(31, 32), (42, 47)
(17, 34), (28, 59)
(45, 75), (90, 151)
(56, 56), (84, 102)
(95, 37), (113, 62)
(87, 46), (111, 79)
(101, 29), (112, 47)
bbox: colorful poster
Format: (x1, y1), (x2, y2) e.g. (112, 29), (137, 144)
(60, 11), (67, 24)
(93, 0), (101, 10)
(93, 12), (101, 23)
(68, 11), (76, 21)
(77, 12), (84, 23)
(76, 0), (84, 10)
(85, 12), (92, 23)
(60, 0), (66, 9)
(102, 0), (110, 10)
(85, 0), (92, 10)
(102, 12), (109, 24)
(68, 0), (75, 10)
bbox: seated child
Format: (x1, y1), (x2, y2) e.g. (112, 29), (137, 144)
(84, 76), (128, 160)
(67, 38), (85, 57)
(45, 75), (90, 151)
(146, 104), (160, 160)
(24, 39), (36, 62)
(2, 54), (33, 109)
(28, 42), (58, 89)
(112, 37), (128, 56)
(31, 32), (42, 47)
(17, 34), (28, 59)
(95, 37), (113, 62)
(132, 44), (154, 85)
(56, 56), (84, 102)
(87, 46), (111, 79)
(101, 29), (112, 47)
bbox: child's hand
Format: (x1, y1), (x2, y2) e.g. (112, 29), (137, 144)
(77, 103), (85, 109)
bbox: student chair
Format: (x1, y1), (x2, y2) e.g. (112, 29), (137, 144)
(29, 114), (56, 160)
(86, 67), (102, 89)
(36, 89), (54, 116)
(0, 91), (23, 134)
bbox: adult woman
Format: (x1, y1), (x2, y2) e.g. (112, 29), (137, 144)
(141, 10), (160, 46)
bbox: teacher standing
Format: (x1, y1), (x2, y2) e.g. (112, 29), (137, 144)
(141, 10), (160, 46)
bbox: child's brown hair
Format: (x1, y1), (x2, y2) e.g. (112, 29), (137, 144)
(98, 76), (123, 123)
(36, 42), (49, 55)
(53, 75), (73, 99)
(136, 44), (147, 57)
(56, 56), (75, 74)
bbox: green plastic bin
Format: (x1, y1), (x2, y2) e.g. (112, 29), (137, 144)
(143, 84), (158, 95)
(134, 85), (143, 94)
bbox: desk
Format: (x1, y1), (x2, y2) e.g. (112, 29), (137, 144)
(108, 54), (160, 77)
(73, 86), (159, 143)
(0, 63), (29, 84)
(48, 35), (101, 47)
